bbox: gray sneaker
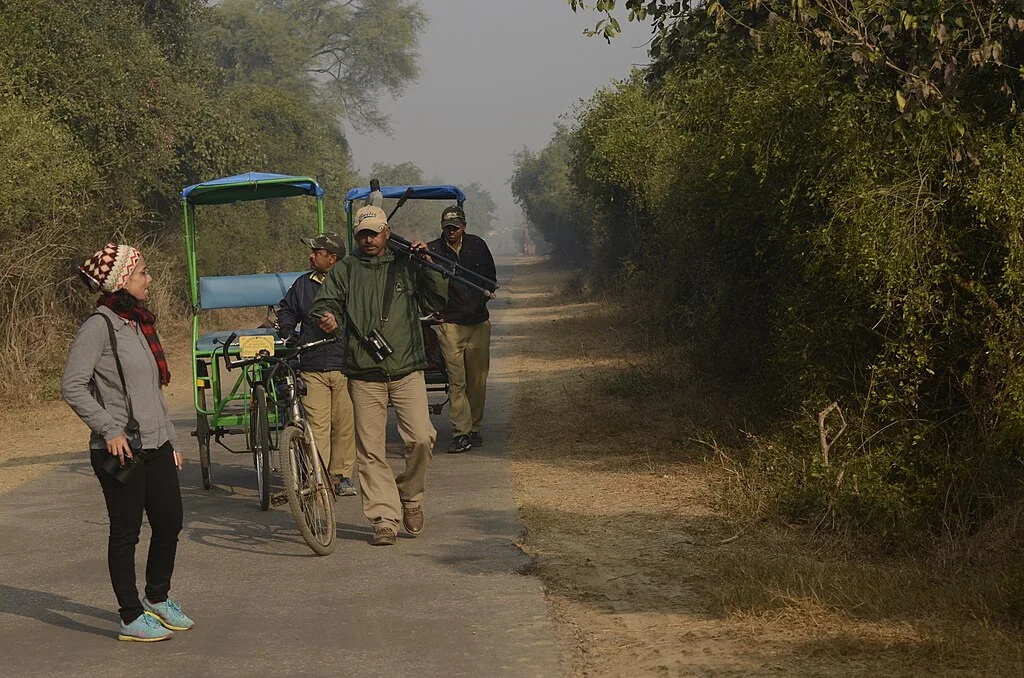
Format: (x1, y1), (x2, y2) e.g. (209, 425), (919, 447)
(468, 432), (484, 447)
(447, 435), (471, 453)
(334, 476), (357, 496)
(142, 596), (194, 631)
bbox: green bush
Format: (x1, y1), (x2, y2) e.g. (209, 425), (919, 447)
(513, 20), (1024, 540)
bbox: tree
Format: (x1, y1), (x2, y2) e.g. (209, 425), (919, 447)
(571, 1), (1024, 129)
(548, 1), (1024, 537)
(459, 182), (498, 236)
(510, 126), (593, 263)
(0, 0), (428, 402)
(208, 0), (427, 132)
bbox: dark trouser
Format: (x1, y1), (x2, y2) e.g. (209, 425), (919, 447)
(90, 443), (182, 624)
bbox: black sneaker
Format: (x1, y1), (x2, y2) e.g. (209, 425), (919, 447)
(468, 432), (484, 448)
(447, 435), (471, 453)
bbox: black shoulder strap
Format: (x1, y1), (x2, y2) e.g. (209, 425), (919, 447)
(343, 261), (365, 341)
(380, 259), (399, 324)
(89, 312), (136, 421)
(344, 258), (400, 335)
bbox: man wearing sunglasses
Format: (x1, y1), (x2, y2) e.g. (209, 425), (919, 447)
(427, 205), (497, 453)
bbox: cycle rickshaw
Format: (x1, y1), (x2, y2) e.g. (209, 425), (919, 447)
(182, 172), (336, 554)
(343, 184), (497, 414)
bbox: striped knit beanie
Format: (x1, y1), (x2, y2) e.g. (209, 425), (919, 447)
(79, 243), (142, 294)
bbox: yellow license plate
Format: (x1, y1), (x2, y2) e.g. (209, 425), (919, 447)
(238, 335), (275, 359)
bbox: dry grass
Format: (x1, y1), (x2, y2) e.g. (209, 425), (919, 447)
(0, 335), (194, 494)
(506, 258), (1024, 677)
(0, 237), (194, 404)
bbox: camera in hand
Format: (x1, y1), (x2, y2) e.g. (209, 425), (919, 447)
(102, 418), (145, 483)
(361, 328), (394, 363)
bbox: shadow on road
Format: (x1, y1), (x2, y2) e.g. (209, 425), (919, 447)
(0, 451), (81, 469)
(0, 584), (118, 639)
(427, 508), (532, 576)
(178, 471), (374, 555)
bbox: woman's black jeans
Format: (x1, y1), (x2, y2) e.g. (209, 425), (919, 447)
(91, 442), (182, 624)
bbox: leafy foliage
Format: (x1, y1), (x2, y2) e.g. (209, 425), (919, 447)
(211, 0), (426, 132)
(0, 0), (427, 401)
(536, 2), (1024, 540)
(510, 126), (594, 264)
(573, 1), (1024, 123)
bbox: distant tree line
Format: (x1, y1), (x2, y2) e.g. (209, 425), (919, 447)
(368, 161), (498, 241)
(514, 0), (1024, 541)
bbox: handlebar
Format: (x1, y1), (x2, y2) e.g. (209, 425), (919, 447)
(220, 333), (339, 372)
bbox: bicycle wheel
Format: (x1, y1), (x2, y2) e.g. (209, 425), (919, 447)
(197, 389), (212, 490)
(280, 425), (336, 555)
(250, 383), (272, 511)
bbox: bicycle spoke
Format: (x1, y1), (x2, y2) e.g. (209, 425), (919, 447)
(280, 426), (335, 554)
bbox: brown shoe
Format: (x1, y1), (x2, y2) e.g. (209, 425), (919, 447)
(403, 505), (424, 536)
(370, 528), (396, 546)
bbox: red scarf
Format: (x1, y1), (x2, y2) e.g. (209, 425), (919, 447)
(97, 293), (171, 386)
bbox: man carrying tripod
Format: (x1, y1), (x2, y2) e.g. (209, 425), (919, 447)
(428, 205), (497, 453)
(311, 205), (448, 546)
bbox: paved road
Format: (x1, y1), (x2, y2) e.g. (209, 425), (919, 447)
(0, 262), (563, 676)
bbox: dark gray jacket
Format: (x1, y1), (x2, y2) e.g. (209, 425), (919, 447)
(426, 233), (496, 325)
(276, 271), (347, 372)
(61, 305), (177, 451)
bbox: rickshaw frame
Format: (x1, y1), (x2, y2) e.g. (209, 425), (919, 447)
(182, 172), (325, 501)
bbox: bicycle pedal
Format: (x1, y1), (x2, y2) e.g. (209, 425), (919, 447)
(270, 492), (288, 507)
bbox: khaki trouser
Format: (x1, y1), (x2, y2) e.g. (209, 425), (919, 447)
(300, 370), (356, 478)
(348, 371), (436, 532)
(436, 320), (491, 436)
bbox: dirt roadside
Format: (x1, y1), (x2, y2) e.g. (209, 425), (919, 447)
(505, 258), (1024, 677)
(0, 340), (193, 494)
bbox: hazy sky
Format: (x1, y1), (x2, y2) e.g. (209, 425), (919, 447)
(346, 0), (651, 227)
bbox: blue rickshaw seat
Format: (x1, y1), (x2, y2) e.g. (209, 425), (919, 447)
(194, 271), (304, 354)
(198, 271), (306, 310)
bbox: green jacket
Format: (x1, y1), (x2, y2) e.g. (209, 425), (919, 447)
(310, 248), (448, 381)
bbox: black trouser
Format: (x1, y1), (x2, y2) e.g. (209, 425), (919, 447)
(91, 442), (183, 624)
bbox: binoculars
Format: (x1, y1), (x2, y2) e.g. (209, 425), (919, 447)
(360, 328), (394, 363)
(101, 419), (144, 483)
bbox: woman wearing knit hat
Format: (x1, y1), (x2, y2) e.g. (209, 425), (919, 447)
(61, 243), (193, 642)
